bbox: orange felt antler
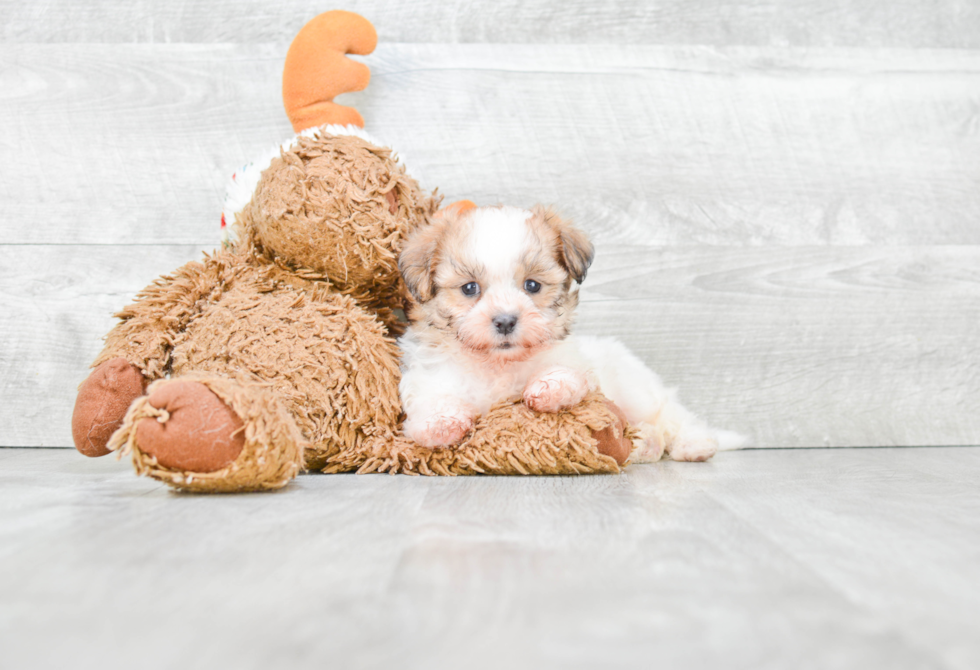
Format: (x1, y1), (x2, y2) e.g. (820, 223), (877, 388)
(435, 200), (477, 219)
(282, 10), (377, 132)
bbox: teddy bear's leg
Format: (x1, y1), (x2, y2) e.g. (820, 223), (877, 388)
(72, 357), (147, 457)
(109, 375), (306, 493)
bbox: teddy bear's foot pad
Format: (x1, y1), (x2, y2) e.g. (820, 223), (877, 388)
(72, 357), (146, 457)
(135, 381), (245, 473)
(591, 400), (632, 466)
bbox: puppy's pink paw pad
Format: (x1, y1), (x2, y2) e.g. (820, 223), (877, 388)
(412, 411), (474, 448)
(523, 368), (588, 413)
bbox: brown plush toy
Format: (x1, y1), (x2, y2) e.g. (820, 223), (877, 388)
(71, 10), (633, 492)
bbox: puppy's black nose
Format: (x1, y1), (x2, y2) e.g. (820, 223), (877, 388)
(492, 314), (518, 335)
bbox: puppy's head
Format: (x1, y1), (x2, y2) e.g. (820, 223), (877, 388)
(399, 204), (593, 363)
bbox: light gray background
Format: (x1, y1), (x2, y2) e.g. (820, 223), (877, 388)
(2, 1), (979, 449)
(2, 4), (980, 670)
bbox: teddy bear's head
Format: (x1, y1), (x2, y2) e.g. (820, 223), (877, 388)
(234, 130), (440, 308)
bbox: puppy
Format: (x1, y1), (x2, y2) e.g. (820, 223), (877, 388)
(396, 204), (742, 462)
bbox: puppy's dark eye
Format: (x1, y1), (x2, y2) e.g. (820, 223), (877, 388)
(524, 279), (542, 294)
(461, 282), (480, 297)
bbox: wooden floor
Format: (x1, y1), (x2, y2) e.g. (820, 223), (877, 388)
(2, 446), (979, 669)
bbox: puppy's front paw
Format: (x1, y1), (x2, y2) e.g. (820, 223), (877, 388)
(405, 402), (475, 448)
(667, 429), (718, 462)
(523, 367), (589, 413)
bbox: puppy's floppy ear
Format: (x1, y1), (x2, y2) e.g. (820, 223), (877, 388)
(533, 205), (594, 284)
(399, 215), (452, 302)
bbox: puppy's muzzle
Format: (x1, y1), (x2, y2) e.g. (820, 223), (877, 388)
(492, 314), (518, 335)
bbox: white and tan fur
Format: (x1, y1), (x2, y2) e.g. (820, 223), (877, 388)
(397, 205), (744, 461)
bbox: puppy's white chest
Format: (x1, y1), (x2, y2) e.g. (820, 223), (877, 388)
(446, 356), (538, 414)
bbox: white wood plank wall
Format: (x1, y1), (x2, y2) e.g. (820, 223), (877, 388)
(1, 2), (978, 448)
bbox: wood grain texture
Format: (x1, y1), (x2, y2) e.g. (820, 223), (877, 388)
(2, 44), (979, 245)
(582, 244), (980, 448)
(676, 448), (980, 670)
(0, 244), (210, 447)
(1, 447), (978, 669)
(2, 12), (979, 452)
(2, 244), (977, 449)
(0, 44), (287, 245)
(2, 0), (979, 48)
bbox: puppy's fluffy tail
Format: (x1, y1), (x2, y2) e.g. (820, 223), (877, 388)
(715, 428), (750, 451)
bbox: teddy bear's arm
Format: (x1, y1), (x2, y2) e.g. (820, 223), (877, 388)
(92, 253), (235, 379)
(75, 254), (235, 457)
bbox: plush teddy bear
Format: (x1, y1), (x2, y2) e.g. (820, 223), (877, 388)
(70, 10), (633, 492)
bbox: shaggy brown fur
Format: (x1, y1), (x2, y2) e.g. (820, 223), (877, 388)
(358, 392), (634, 476)
(78, 132), (421, 490)
(93, 244), (403, 476)
(241, 133), (440, 333)
(73, 131), (635, 492)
